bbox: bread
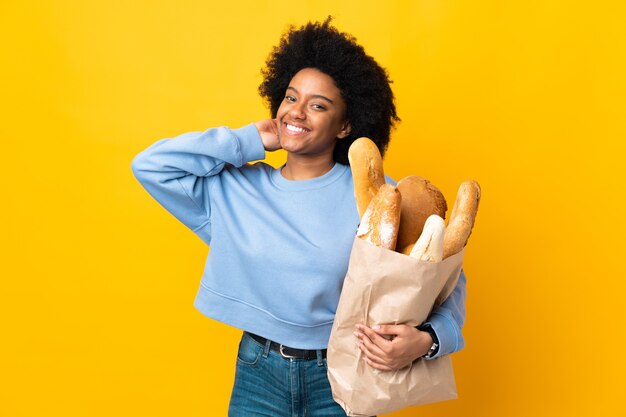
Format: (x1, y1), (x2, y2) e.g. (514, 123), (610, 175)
(356, 184), (401, 250)
(396, 176), (448, 255)
(409, 214), (445, 262)
(348, 137), (385, 219)
(442, 180), (481, 259)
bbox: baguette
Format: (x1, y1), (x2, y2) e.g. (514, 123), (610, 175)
(396, 176), (448, 255)
(409, 214), (445, 262)
(348, 137), (385, 219)
(356, 184), (401, 250)
(442, 180), (481, 259)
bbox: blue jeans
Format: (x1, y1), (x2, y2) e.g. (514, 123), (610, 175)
(228, 332), (362, 417)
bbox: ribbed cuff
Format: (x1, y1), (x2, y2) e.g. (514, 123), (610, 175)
(231, 123), (266, 165)
(422, 312), (461, 360)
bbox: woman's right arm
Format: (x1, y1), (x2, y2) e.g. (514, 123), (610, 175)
(130, 124), (267, 245)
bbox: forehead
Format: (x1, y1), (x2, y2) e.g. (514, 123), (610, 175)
(288, 68), (342, 98)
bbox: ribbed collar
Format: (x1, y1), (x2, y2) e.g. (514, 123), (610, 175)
(270, 162), (349, 191)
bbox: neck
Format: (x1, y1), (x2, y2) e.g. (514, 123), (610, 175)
(281, 153), (336, 180)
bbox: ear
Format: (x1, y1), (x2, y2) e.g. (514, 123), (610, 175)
(337, 120), (352, 139)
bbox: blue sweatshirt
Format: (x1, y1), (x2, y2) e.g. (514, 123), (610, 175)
(131, 124), (466, 353)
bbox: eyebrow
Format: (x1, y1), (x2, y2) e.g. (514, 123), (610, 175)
(286, 86), (334, 104)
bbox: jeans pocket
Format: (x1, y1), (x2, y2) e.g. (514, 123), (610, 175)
(236, 333), (264, 367)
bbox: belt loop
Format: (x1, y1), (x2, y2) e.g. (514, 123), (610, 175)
(262, 338), (271, 358)
(316, 349), (324, 366)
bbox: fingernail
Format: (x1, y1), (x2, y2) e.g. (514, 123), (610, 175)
(353, 331), (360, 338)
(372, 325), (380, 330)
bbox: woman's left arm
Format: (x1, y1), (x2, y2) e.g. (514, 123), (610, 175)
(419, 268), (467, 358)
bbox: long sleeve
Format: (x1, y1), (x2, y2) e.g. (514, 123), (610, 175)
(130, 123), (265, 245)
(423, 268), (467, 359)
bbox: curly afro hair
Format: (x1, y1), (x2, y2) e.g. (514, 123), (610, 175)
(258, 16), (400, 165)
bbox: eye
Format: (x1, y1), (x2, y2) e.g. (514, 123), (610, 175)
(312, 103), (326, 111)
(285, 95), (296, 102)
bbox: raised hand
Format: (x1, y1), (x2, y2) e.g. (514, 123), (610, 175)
(254, 119), (282, 152)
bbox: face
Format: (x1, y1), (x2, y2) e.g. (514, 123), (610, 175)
(276, 68), (351, 158)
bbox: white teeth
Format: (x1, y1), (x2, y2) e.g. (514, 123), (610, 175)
(286, 124), (307, 133)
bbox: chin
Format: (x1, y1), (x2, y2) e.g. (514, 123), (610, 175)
(279, 138), (300, 153)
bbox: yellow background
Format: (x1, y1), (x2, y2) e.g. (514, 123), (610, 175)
(2, 1), (625, 416)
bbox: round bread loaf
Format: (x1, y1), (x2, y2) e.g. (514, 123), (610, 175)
(396, 176), (448, 255)
(348, 137), (385, 219)
(442, 180), (481, 259)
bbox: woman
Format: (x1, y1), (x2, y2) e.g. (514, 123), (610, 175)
(131, 18), (467, 416)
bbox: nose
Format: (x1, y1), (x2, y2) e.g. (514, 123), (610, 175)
(289, 102), (306, 119)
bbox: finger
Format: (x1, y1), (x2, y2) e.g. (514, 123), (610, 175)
(359, 343), (390, 366)
(371, 324), (408, 336)
(356, 330), (389, 359)
(356, 325), (393, 350)
(363, 354), (394, 371)
(359, 335), (387, 359)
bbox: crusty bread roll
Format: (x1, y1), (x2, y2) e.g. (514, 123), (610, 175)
(442, 180), (481, 259)
(348, 137), (385, 219)
(409, 214), (445, 262)
(396, 176), (448, 255)
(356, 184), (401, 250)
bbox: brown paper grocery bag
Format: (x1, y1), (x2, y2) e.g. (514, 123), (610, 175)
(327, 236), (465, 417)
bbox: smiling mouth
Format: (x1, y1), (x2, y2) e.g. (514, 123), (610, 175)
(283, 122), (311, 135)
